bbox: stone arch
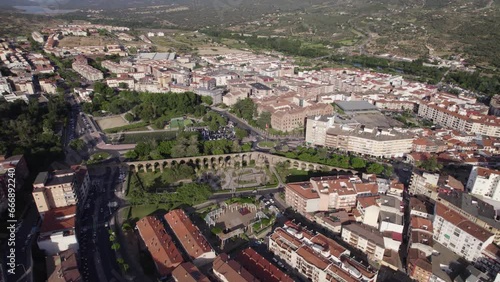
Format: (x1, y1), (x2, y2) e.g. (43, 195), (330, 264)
(292, 161), (300, 169)
(307, 164), (315, 171)
(154, 162), (161, 172)
(300, 162), (307, 170)
(162, 161), (169, 170)
(129, 164), (136, 172)
(170, 160), (178, 168)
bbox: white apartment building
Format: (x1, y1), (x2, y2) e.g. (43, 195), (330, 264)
(285, 176), (362, 215)
(418, 102), (500, 138)
(467, 166), (500, 201)
(37, 206), (78, 255)
(341, 223), (386, 261)
(408, 171), (439, 199)
(306, 115), (413, 158)
(433, 202), (494, 262)
(268, 223), (377, 282)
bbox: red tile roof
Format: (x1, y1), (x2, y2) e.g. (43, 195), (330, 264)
(296, 246), (331, 270)
(40, 206), (77, 233)
(285, 182), (320, 199)
(171, 262), (210, 282)
(234, 248), (294, 282)
(436, 202), (493, 241)
(136, 216), (183, 277)
(164, 209), (213, 260)
(213, 253), (259, 282)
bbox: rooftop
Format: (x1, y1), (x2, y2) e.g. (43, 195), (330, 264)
(136, 216), (183, 277)
(171, 262), (210, 282)
(164, 209), (213, 260)
(213, 253), (258, 282)
(285, 182), (320, 200)
(47, 249), (81, 282)
(234, 248), (294, 282)
(40, 206), (77, 234)
(335, 101), (379, 113)
(438, 190), (500, 229)
(435, 202), (493, 242)
(343, 223), (385, 247)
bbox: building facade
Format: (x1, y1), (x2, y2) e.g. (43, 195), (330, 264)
(467, 166), (500, 201)
(433, 202), (494, 262)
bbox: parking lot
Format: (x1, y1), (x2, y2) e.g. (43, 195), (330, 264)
(199, 123), (235, 141)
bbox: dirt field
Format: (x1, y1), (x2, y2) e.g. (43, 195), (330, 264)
(197, 46), (251, 56)
(58, 35), (117, 48)
(96, 116), (128, 130)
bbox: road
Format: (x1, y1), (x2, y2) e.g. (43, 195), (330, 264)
(77, 166), (124, 282)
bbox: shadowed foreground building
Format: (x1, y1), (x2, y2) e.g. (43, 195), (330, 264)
(136, 215), (184, 278)
(172, 262), (210, 282)
(164, 209), (216, 266)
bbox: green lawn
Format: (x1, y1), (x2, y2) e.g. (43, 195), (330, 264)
(89, 152), (111, 163)
(129, 204), (170, 220)
(257, 141), (276, 148)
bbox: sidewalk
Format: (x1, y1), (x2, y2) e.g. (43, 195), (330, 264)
(113, 207), (153, 282)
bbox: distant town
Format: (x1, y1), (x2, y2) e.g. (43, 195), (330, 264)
(0, 20), (499, 282)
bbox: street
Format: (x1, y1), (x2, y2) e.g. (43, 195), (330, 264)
(77, 166), (123, 282)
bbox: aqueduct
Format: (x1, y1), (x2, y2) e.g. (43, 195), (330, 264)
(126, 152), (357, 175)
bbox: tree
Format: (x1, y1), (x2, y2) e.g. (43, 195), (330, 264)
(256, 111), (272, 129)
(241, 143), (252, 152)
(350, 157), (367, 169)
(235, 128), (248, 140)
(69, 139), (85, 150)
(111, 242), (121, 251)
(124, 113), (135, 122)
(201, 95), (213, 105)
(186, 144), (199, 156)
(366, 163), (385, 175)
(124, 150), (138, 160)
(232, 98), (257, 121)
(171, 144), (187, 158)
(418, 156), (442, 172)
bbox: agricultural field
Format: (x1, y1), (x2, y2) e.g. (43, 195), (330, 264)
(58, 35), (118, 48)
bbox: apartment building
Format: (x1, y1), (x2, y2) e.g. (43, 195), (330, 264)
(101, 60), (133, 74)
(32, 166), (90, 214)
(408, 171), (440, 199)
(326, 125), (413, 158)
(438, 190), (500, 245)
(285, 176), (362, 215)
(164, 209), (216, 266)
(407, 248), (433, 282)
(136, 216), (183, 278)
(213, 253), (257, 282)
(433, 202), (494, 262)
(467, 166), (500, 201)
(172, 262), (210, 282)
(305, 115), (413, 158)
(271, 103), (334, 132)
(417, 102), (500, 138)
(233, 247), (294, 282)
(341, 223), (386, 261)
(72, 56), (103, 81)
(407, 216), (434, 256)
(37, 206), (78, 255)
(46, 249), (81, 282)
(268, 222), (377, 282)
(0, 155), (30, 213)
